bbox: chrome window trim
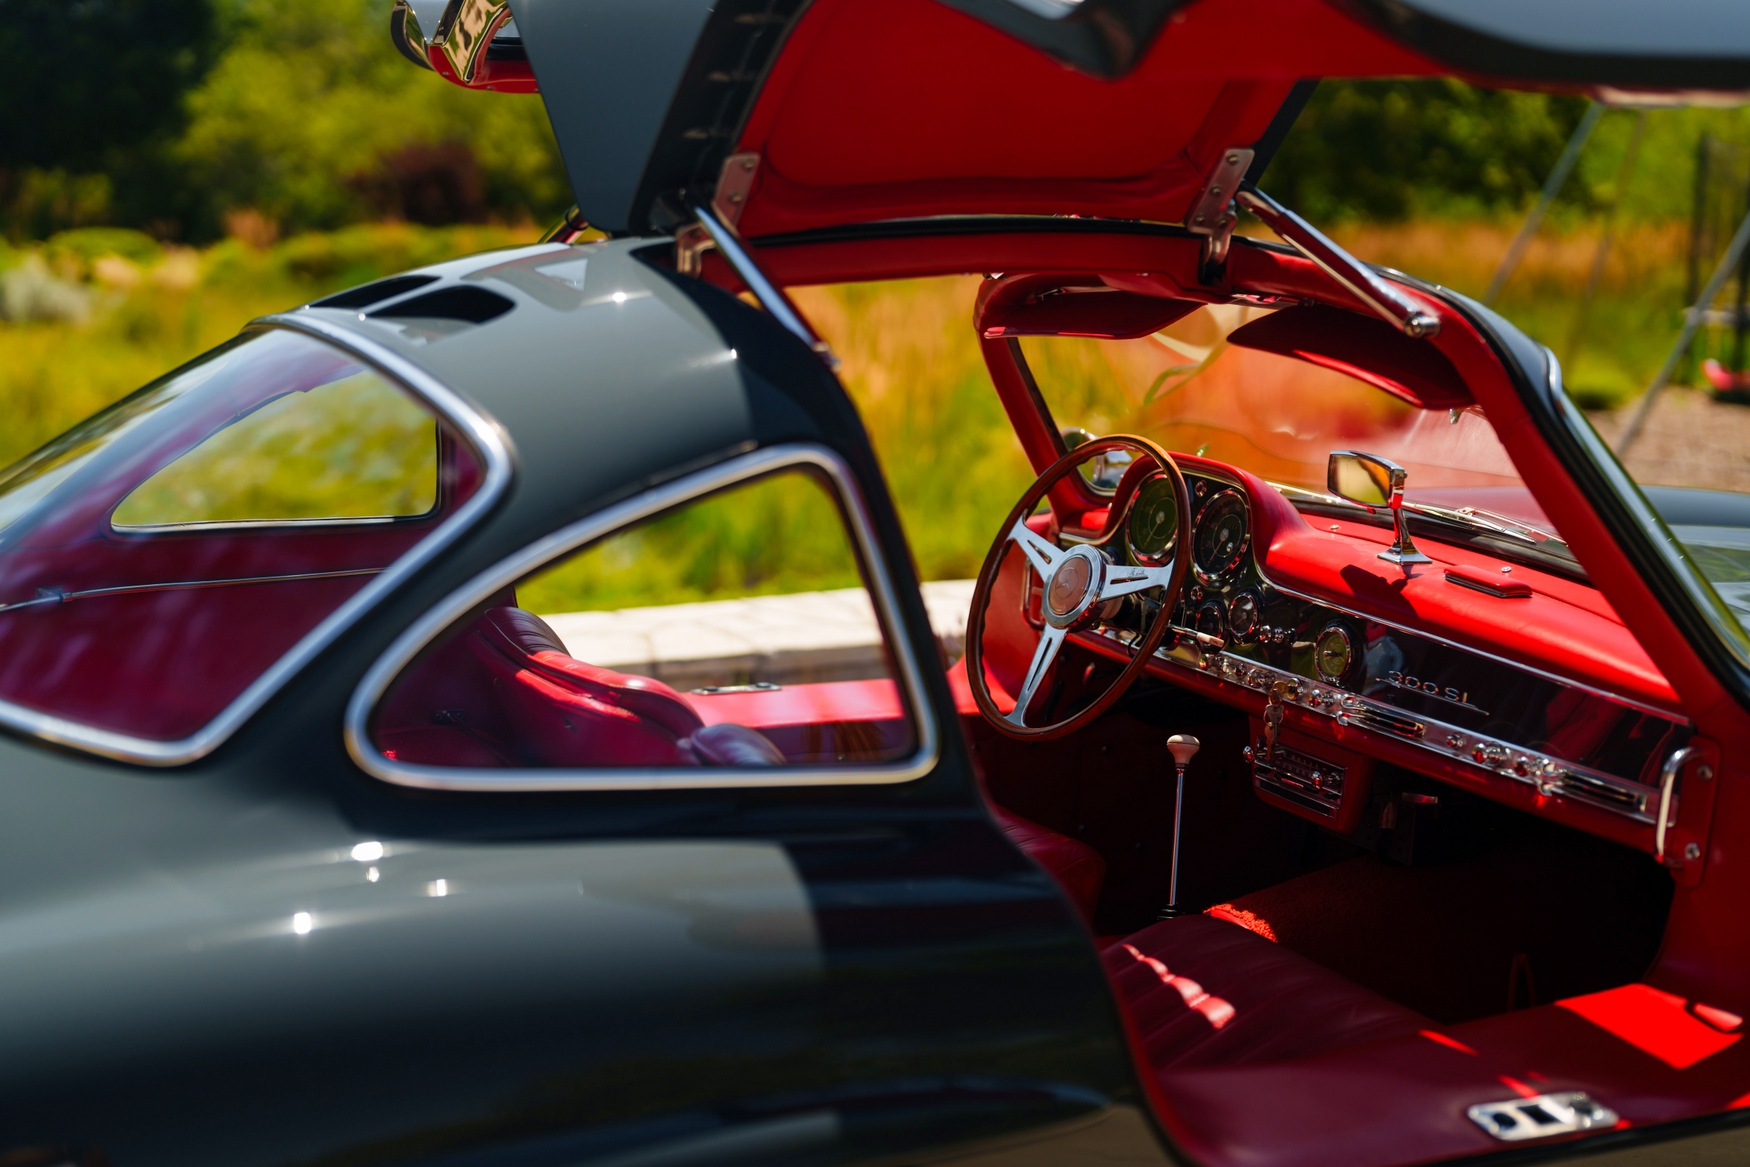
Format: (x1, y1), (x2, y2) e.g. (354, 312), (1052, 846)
(0, 314), (514, 766)
(345, 442), (942, 792)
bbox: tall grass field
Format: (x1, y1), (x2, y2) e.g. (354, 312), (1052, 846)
(0, 219), (1728, 602)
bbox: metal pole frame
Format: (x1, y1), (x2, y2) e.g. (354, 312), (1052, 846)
(1617, 205), (1750, 456)
(1484, 102), (1606, 307)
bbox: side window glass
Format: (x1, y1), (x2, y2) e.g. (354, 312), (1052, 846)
(0, 328), (484, 746)
(371, 468), (919, 771)
(112, 372), (437, 528)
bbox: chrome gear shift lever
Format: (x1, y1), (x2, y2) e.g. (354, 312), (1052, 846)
(1160, 734), (1201, 920)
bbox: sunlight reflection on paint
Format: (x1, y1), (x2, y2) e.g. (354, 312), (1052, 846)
(292, 911), (312, 935)
(351, 841), (385, 862)
(428, 879), (448, 898)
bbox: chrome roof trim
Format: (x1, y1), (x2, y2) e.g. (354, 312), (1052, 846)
(0, 314), (515, 767)
(346, 442), (942, 791)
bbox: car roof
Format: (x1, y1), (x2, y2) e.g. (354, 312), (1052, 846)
(509, 0), (1750, 237)
(276, 239), (867, 557)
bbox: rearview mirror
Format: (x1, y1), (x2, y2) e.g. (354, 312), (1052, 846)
(1327, 450), (1430, 566)
(1327, 450), (1400, 508)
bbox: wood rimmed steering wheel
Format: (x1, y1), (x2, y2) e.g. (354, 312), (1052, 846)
(965, 435), (1192, 740)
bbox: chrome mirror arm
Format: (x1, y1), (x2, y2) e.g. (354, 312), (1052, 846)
(1236, 186), (1441, 340)
(1379, 472), (1433, 567)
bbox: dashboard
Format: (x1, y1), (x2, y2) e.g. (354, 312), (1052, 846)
(1078, 460), (1691, 840)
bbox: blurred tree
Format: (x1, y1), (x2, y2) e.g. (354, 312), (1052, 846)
(178, 0), (569, 237)
(0, 0), (216, 238)
(0, 0), (215, 171)
(1261, 80), (1593, 222)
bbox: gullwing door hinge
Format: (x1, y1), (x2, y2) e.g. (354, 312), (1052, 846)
(1186, 147), (1441, 338)
(1186, 147), (1253, 282)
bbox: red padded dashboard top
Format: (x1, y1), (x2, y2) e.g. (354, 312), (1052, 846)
(1178, 456), (1682, 718)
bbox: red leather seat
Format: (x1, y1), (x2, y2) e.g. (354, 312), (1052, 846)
(1105, 915), (1431, 1071)
(994, 808), (1106, 923)
(470, 607), (785, 767)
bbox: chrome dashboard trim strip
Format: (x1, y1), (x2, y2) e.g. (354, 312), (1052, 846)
(0, 314), (515, 767)
(1142, 637), (1660, 826)
(345, 442), (942, 792)
(1254, 563), (1688, 724)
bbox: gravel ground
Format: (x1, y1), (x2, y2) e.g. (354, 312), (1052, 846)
(1589, 389), (1750, 493)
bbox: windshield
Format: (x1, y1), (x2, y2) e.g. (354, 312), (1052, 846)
(1021, 304), (1578, 571)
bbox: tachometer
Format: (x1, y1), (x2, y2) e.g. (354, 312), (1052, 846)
(1193, 489), (1250, 585)
(1125, 473), (1179, 565)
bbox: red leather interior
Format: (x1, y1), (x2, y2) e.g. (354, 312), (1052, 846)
(377, 606), (786, 768)
(995, 808), (1106, 923)
(1155, 980), (1750, 1167)
(1109, 916), (1431, 1073)
(731, 0), (1440, 238)
(1226, 304), (1474, 410)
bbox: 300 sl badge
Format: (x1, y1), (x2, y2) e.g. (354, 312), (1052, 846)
(1384, 670), (1489, 716)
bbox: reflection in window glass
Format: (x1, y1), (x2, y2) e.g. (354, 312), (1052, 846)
(373, 469), (917, 770)
(113, 372), (437, 528)
(1023, 306), (1525, 499)
(0, 329), (480, 743)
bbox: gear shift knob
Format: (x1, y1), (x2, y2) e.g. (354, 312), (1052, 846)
(1160, 733), (1201, 921)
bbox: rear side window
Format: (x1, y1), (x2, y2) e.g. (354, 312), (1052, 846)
(0, 328), (484, 748)
(367, 466), (920, 774)
(112, 371), (437, 529)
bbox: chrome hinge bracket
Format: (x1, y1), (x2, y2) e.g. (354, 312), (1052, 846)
(712, 153), (760, 229)
(427, 0), (512, 84)
(1185, 147), (1254, 282)
(674, 223), (715, 277)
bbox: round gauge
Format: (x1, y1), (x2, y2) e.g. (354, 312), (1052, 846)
(1314, 622), (1355, 684)
(1193, 489), (1250, 585)
(1125, 473), (1180, 565)
(1228, 590), (1261, 644)
(1195, 599), (1226, 641)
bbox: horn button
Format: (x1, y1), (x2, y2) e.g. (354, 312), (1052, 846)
(1044, 545), (1106, 629)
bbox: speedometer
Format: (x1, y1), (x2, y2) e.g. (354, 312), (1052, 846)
(1193, 489), (1250, 585)
(1124, 473), (1179, 565)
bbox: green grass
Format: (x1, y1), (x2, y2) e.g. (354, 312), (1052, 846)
(0, 222), (540, 471)
(517, 471), (865, 614)
(0, 219), (1721, 611)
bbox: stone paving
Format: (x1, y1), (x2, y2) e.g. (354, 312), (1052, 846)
(541, 579), (976, 691)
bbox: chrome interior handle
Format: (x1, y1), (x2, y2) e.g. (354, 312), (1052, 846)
(1654, 745), (1698, 864)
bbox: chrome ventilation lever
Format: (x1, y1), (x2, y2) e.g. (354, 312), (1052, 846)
(1160, 734), (1201, 921)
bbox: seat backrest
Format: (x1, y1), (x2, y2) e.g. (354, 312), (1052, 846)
(471, 606), (706, 766)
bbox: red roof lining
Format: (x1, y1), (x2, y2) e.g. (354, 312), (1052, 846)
(730, 0), (1445, 238)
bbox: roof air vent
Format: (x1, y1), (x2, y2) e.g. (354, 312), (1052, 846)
(370, 286), (515, 325)
(312, 274), (440, 310)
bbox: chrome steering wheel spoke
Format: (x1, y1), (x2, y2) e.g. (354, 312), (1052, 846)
(1007, 518), (1067, 578)
(1005, 622), (1066, 728)
(1097, 559), (1176, 602)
